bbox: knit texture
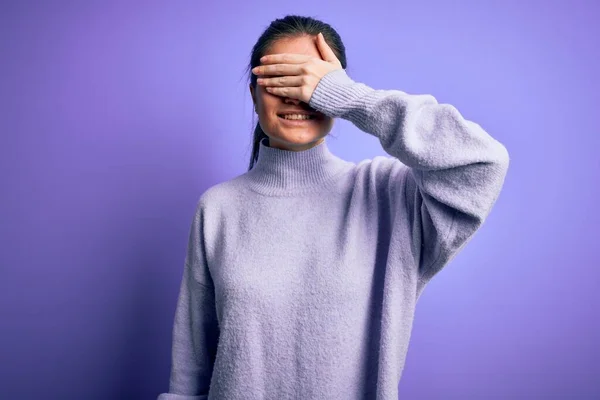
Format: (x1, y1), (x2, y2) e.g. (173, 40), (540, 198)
(157, 68), (510, 400)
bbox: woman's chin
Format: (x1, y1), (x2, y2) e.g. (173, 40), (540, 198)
(266, 133), (327, 150)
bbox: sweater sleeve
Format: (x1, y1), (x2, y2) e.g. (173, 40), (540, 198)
(308, 69), (509, 289)
(157, 201), (219, 400)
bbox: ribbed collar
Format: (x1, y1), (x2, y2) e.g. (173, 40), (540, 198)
(245, 137), (350, 196)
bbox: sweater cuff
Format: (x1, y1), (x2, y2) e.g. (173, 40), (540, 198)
(157, 393), (207, 400)
(308, 68), (372, 118)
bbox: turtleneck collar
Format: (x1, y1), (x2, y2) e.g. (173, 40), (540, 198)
(245, 137), (350, 196)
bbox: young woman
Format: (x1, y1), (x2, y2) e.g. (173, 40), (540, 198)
(158, 15), (509, 400)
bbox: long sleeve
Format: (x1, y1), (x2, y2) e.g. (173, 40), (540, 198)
(158, 201), (220, 400)
(309, 69), (509, 290)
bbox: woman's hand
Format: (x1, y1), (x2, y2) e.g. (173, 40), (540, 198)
(251, 32), (343, 103)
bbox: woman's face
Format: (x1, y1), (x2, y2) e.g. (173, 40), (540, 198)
(249, 35), (334, 151)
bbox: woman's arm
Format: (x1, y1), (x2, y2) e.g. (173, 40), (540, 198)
(157, 201), (219, 400)
(309, 69), (509, 289)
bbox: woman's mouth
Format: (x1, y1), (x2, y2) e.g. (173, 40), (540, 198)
(278, 114), (316, 119)
(277, 114), (319, 124)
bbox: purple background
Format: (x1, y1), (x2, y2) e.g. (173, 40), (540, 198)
(1, 1), (598, 399)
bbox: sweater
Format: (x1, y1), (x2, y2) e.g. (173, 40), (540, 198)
(157, 68), (510, 400)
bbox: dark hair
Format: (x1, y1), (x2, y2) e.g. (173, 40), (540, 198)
(244, 15), (348, 171)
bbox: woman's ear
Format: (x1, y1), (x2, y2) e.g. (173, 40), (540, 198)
(249, 83), (255, 102)
(249, 83), (257, 112)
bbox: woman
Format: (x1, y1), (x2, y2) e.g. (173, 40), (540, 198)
(158, 15), (509, 400)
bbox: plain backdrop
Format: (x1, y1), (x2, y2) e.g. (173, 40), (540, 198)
(1, 0), (598, 399)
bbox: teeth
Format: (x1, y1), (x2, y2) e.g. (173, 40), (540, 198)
(281, 114), (314, 120)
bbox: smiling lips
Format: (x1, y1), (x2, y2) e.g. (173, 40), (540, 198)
(277, 110), (320, 121)
(279, 114), (316, 120)
(278, 115), (320, 126)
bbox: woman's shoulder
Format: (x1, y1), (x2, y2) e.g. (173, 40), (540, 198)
(352, 155), (410, 188)
(196, 175), (248, 210)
